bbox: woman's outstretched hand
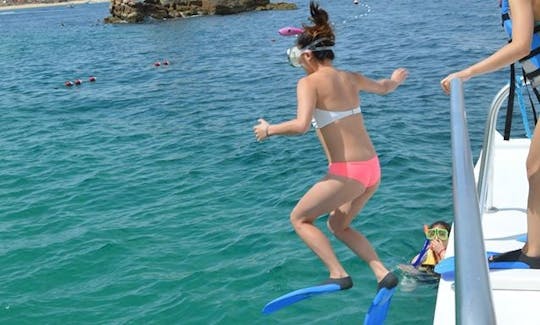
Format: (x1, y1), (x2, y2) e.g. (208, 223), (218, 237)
(253, 118), (270, 142)
(391, 68), (409, 85)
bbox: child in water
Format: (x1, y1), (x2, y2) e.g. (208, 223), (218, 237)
(412, 221), (451, 273)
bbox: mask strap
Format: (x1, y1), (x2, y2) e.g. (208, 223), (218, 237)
(303, 38), (333, 51)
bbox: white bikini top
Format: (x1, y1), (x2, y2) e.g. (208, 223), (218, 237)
(311, 107), (361, 129)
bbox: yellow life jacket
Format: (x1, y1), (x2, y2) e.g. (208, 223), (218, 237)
(422, 249), (437, 267)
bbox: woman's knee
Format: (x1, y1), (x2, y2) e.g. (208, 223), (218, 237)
(327, 211), (348, 237)
(527, 131), (540, 180)
(290, 209), (310, 229)
(526, 154), (540, 181)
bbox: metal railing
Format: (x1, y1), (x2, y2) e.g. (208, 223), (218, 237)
(476, 84), (511, 212)
(449, 78), (496, 325)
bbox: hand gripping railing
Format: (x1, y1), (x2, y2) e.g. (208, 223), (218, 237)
(449, 78), (496, 325)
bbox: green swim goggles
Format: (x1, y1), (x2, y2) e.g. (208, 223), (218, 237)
(425, 228), (449, 241)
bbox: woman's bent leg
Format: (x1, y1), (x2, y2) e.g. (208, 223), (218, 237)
(327, 182), (393, 283)
(290, 175), (366, 279)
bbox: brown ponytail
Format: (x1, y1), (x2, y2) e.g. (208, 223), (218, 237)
(297, 1), (335, 60)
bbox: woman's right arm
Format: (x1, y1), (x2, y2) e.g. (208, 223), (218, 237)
(440, 0), (534, 94)
(253, 78), (315, 141)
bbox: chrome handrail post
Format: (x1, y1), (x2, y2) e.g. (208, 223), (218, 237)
(476, 84), (510, 213)
(449, 78), (497, 325)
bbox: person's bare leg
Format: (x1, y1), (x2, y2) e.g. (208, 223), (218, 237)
(494, 125), (540, 267)
(326, 182), (391, 282)
(525, 124), (540, 257)
(290, 175), (366, 279)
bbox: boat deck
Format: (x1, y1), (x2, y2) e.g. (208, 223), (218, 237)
(433, 133), (540, 325)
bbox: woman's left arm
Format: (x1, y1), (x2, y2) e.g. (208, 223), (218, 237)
(352, 68), (408, 95)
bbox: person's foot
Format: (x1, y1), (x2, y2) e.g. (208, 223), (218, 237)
(489, 248), (540, 269)
(488, 248), (522, 263)
(321, 276), (353, 290)
(377, 272), (398, 292)
(518, 252), (540, 269)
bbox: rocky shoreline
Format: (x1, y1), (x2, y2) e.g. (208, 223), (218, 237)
(105, 0), (297, 24)
(0, 0), (296, 23)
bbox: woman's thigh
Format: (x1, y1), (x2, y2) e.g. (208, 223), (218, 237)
(329, 182), (380, 229)
(291, 175), (366, 223)
(527, 124), (540, 175)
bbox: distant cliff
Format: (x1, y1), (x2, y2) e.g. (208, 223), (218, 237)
(104, 0), (296, 23)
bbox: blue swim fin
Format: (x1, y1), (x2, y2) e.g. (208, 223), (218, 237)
(434, 251), (530, 281)
(363, 287), (396, 325)
(516, 234), (527, 243)
(262, 284), (340, 314)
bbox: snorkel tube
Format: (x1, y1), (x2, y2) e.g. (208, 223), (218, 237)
(278, 26), (304, 36)
(411, 225), (431, 268)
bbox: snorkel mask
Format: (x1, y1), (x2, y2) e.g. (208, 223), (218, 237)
(286, 38), (333, 68)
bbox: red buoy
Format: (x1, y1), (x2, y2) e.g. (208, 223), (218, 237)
(88, 76), (96, 82)
(65, 81), (74, 87)
(74, 79), (82, 86)
(154, 61), (161, 67)
(162, 60), (169, 66)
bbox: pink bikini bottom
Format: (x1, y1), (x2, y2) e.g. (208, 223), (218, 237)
(328, 156), (381, 188)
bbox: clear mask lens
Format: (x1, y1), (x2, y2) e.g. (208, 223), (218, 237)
(286, 38), (333, 68)
(287, 46), (305, 68)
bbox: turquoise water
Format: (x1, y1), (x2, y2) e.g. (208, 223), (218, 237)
(0, 1), (516, 324)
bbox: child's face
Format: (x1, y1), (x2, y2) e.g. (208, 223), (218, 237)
(426, 225), (449, 247)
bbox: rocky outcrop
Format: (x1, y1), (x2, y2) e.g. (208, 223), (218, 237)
(104, 0), (296, 23)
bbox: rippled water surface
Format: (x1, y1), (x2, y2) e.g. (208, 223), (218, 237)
(0, 1), (512, 324)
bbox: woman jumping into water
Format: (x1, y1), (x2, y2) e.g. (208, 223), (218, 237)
(253, 1), (408, 292)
